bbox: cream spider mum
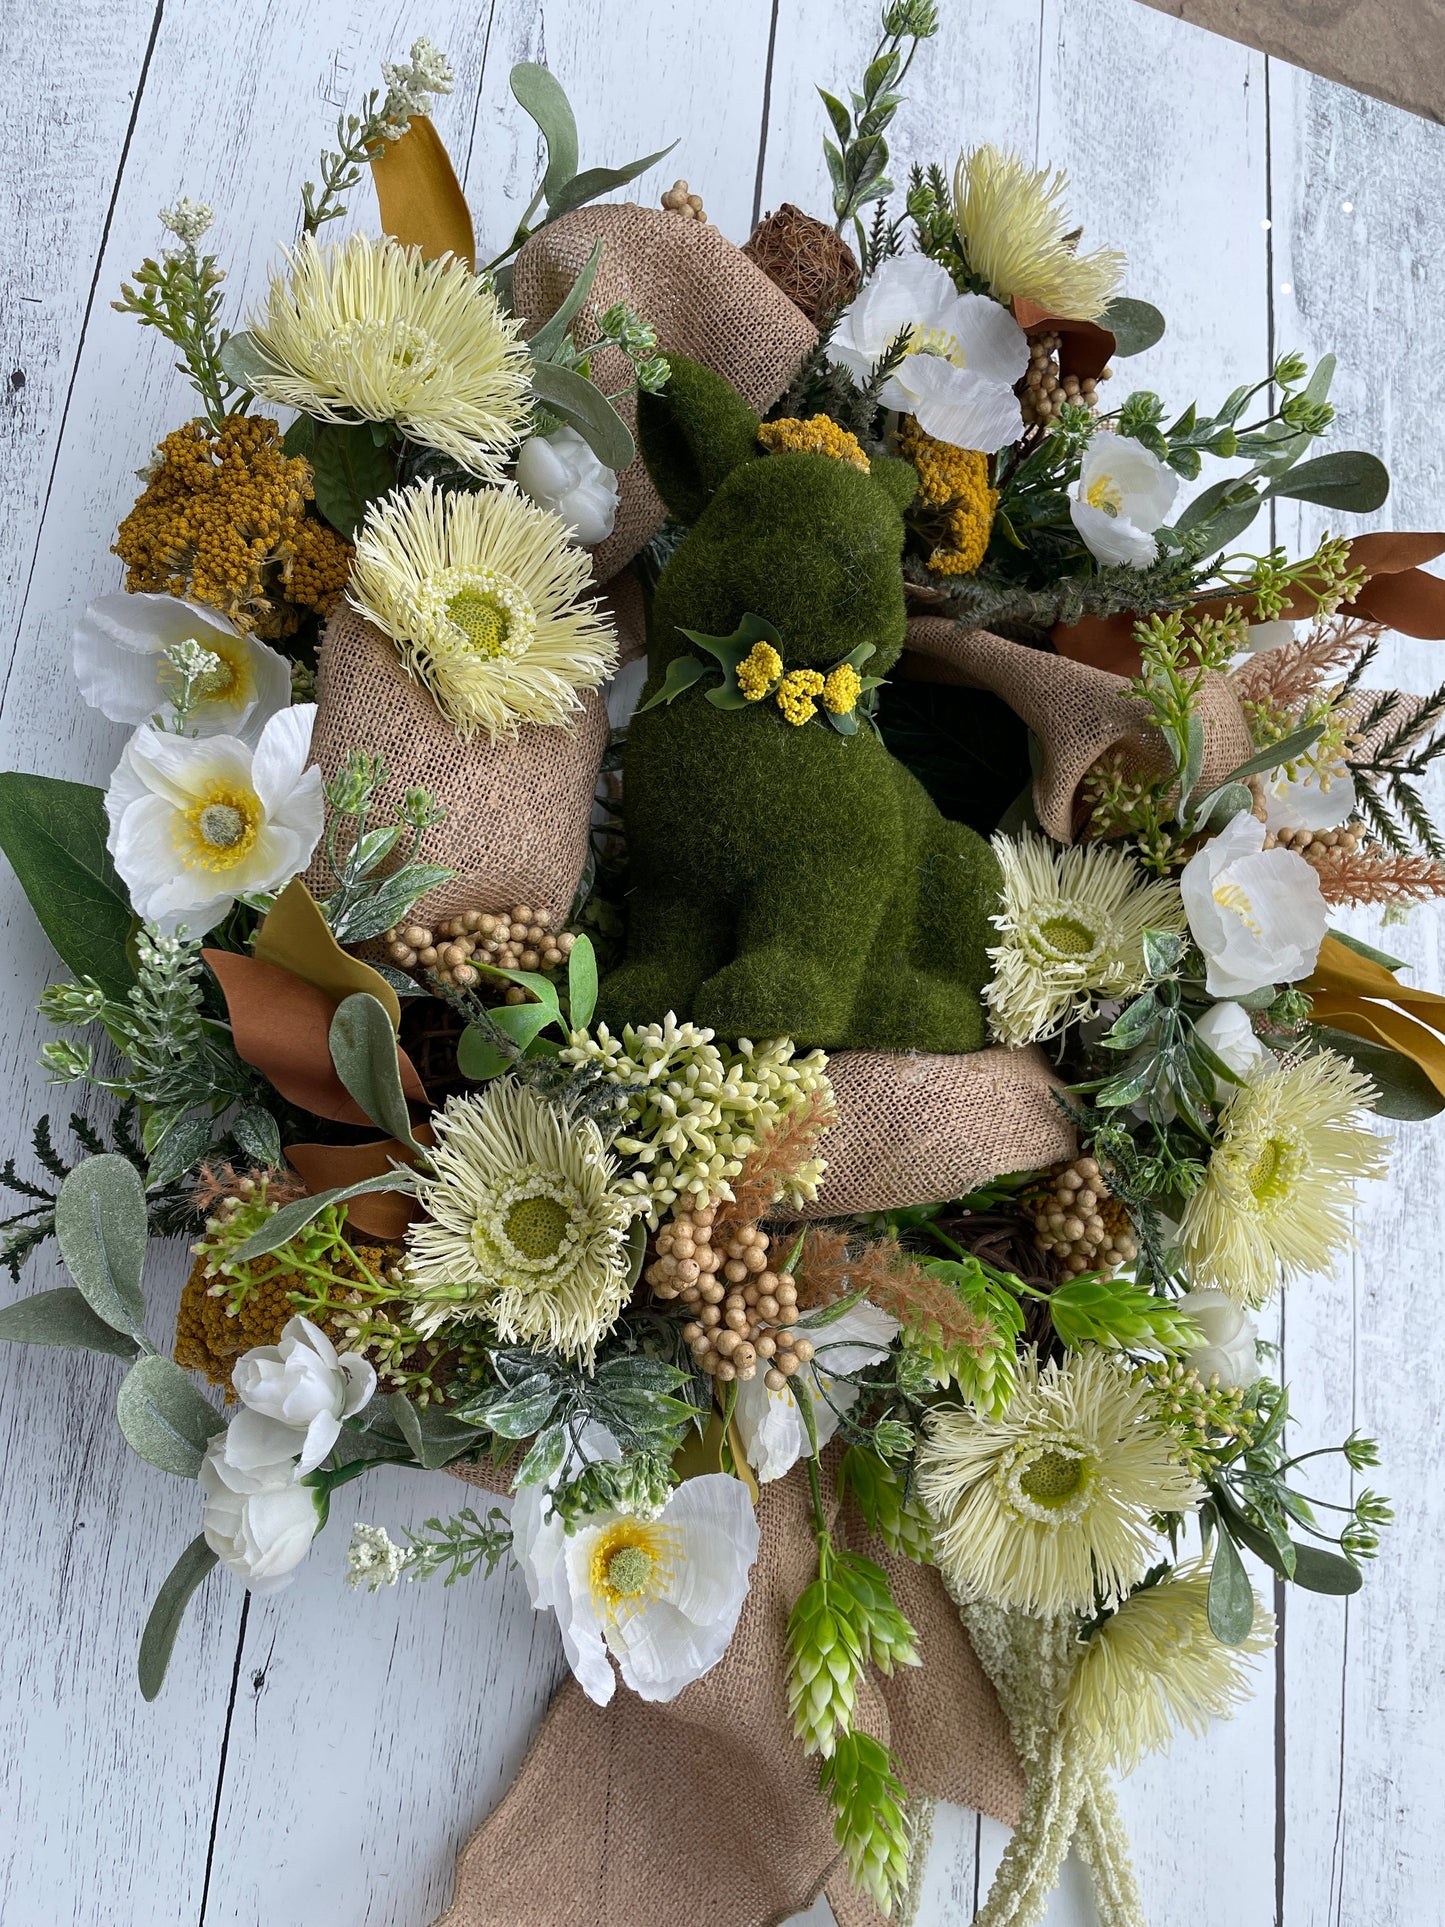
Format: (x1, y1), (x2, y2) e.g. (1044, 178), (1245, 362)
(1178, 1050), (1389, 1307)
(1065, 1563), (1275, 1773)
(244, 233), (531, 478)
(348, 479), (617, 740)
(916, 1349), (1201, 1616)
(984, 832), (1187, 1046)
(403, 1083), (641, 1362)
(952, 146), (1126, 322)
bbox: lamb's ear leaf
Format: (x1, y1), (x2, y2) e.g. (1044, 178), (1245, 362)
(636, 356), (760, 524)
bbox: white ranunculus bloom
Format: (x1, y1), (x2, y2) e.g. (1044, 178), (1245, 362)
(73, 593), (291, 741)
(1179, 810), (1326, 998)
(514, 426), (620, 544)
(231, 1316), (376, 1475)
(540, 1474), (759, 1706)
(1176, 1288), (1260, 1390)
(1069, 435), (1179, 568)
(1192, 1000), (1272, 1081)
(104, 703), (323, 934)
(734, 1300), (901, 1484)
(199, 1426), (321, 1596)
(830, 254), (1028, 453)
(1260, 766), (1358, 834)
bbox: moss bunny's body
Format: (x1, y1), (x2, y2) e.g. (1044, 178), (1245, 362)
(599, 360), (1002, 1054)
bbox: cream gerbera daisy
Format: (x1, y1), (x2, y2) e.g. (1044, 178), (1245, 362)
(916, 1349), (1202, 1616)
(245, 233), (531, 478)
(953, 147), (1126, 322)
(1065, 1563), (1275, 1773)
(348, 479), (617, 740)
(403, 1083), (640, 1361)
(1178, 1050), (1389, 1306)
(984, 833), (1187, 1046)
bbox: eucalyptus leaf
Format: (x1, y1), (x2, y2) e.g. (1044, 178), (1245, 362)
(116, 1355), (225, 1477)
(0, 773), (135, 997)
(528, 359), (635, 470)
(147, 1112), (217, 1190)
(138, 1535), (218, 1701)
(545, 144), (679, 222)
(527, 239), (604, 362)
(231, 1106), (283, 1167)
(636, 654), (708, 713)
(231, 1171), (419, 1262)
(624, 1214), (647, 1291)
(1189, 781), (1252, 834)
(1100, 297), (1166, 357)
(1207, 1525), (1257, 1643)
(309, 421), (397, 540)
(329, 994), (420, 1147)
(1287, 1542), (1364, 1595)
(457, 1024), (514, 1082)
(387, 1390), (482, 1469)
(0, 1286), (140, 1358)
(510, 62), (580, 205)
(217, 329), (280, 391)
(1264, 450), (1390, 513)
(567, 932), (598, 1029)
(54, 1154), (148, 1339)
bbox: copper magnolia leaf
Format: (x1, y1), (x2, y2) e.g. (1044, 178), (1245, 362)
(254, 878), (402, 1029)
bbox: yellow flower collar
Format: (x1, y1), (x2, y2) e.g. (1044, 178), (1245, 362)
(637, 613), (883, 736)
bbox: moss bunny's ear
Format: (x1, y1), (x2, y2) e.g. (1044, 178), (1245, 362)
(870, 453), (919, 514)
(637, 356), (761, 524)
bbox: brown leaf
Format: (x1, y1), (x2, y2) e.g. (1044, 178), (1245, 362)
(285, 1134), (431, 1239)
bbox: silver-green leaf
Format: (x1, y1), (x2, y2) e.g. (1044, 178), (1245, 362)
(528, 359), (635, 471)
(54, 1154), (149, 1340)
(116, 1355), (226, 1478)
(0, 1286), (140, 1359)
(138, 1535), (219, 1700)
(329, 993), (421, 1148)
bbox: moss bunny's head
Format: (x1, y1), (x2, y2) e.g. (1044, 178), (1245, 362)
(638, 357), (918, 676)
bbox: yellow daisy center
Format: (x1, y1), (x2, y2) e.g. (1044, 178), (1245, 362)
(446, 587), (513, 657)
(323, 317), (445, 392)
(906, 324), (966, 367)
(503, 1193), (571, 1260)
(588, 1518), (681, 1623)
(1019, 1447), (1088, 1506)
(1039, 914), (1097, 958)
(1085, 474), (1125, 516)
(1246, 1134), (1300, 1206)
(176, 782), (261, 872)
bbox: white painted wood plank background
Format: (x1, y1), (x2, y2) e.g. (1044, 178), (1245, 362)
(1, 3), (1440, 1923)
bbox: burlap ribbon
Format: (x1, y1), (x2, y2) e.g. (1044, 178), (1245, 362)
(435, 1456), (1023, 1927)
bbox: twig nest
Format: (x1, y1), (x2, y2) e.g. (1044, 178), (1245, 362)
(743, 202), (861, 324)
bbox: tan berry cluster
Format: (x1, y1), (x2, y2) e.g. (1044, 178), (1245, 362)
(1248, 774), (1365, 866)
(384, 904), (575, 991)
(646, 1204), (813, 1390)
(1029, 1157), (1138, 1277)
(660, 178), (707, 222)
(1021, 332), (1109, 428)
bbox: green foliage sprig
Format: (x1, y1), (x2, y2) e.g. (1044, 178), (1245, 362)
(1347, 682), (1445, 859)
(0, 1108), (194, 1280)
(347, 1507), (513, 1589)
(819, 2), (941, 252)
(315, 750), (451, 945)
(299, 38), (455, 238)
(113, 202), (238, 430)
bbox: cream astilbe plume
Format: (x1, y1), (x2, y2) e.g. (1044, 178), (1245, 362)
(245, 233), (531, 478)
(916, 1349), (1201, 1617)
(953, 146), (1126, 321)
(1065, 1563), (1276, 1773)
(1179, 1049), (1389, 1306)
(403, 1082), (641, 1362)
(984, 832), (1187, 1046)
(348, 479), (616, 740)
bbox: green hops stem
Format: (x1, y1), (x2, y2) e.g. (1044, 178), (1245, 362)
(838, 1445), (934, 1564)
(835, 1552), (921, 1675)
(1047, 1271), (1201, 1353)
(820, 1730), (911, 1915)
(786, 1573), (867, 1757)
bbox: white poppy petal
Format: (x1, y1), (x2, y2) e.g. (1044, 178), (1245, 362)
(250, 704), (317, 814)
(906, 356), (1023, 455)
(954, 290), (1031, 384)
(611, 1596), (736, 1701)
(1069, 498), (1159, 568)
(734, 1375), (808, 1482)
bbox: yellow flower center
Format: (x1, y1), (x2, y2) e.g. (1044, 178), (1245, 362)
(906, 324), (966, 367)
(503, 1192), (571, 1260)
(446, 588), (513, 658)
(1019, 1447), (1087, 1506)
(1212, 878), (1263, 938)
(323, 317), (444, 392)
(161, 633), (254, 713)
(1246, 1134), (1299, 1205)
(1039, 914), (1097, 958)
(176, 783), (261, 872)
(588, 1518), (680, 1622)
(1085, 475), (1125, 517)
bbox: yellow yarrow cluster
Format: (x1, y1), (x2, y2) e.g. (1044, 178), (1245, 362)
(777, 667), (826, 725)
(897, 416), (998, 578)
(822, 663), (862, 714)
(737, 640), (784, 700)
(114, 414), (353, 638)
(757, 414), (871, 471)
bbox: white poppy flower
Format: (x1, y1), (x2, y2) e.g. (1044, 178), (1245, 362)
(1176, 1288), (1260, 1390)
(510, 1421), (621, 1616)
(231, 1316), (376, 1475)
(104, 703), (323, 934)
(1260, 766), (1358, 834)
(1180, 810), (1326, 998)
(73, 593), (291, 741)
(1192, 1000), (1272, 1081)
(734, 1300), (901, 1484)
(515, 427), (620, 545)
(830, 254), (1027, 453)
(199, 1425), (321, 1596)
(540, 1474), (758, 1705)
(1069, 435), (1179, 568)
